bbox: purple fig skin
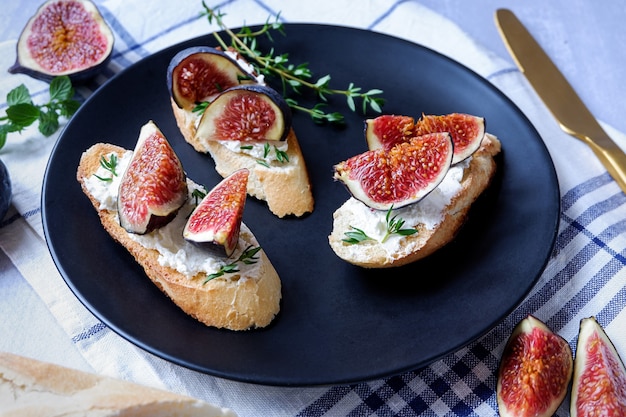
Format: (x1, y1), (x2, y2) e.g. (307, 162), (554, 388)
(166, 46), (257, 110)
(0, 159), (12, 220)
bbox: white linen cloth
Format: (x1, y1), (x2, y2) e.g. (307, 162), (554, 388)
(1, 0), (625, 416)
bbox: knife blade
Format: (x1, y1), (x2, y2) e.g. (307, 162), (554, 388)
(495, 8), (626, 194)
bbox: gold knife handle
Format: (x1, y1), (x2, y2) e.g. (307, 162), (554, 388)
(584, 134), (626, 194)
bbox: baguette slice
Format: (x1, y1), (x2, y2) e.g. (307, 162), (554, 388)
(0, 351), (237, 416)
(328, 134), (501, 268)
(77, 143), (281, 330)
(171, 96), (314, 218)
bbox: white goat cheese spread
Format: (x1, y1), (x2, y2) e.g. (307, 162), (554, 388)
(340, 156), (471, 255)
(84, 151), (259, 279)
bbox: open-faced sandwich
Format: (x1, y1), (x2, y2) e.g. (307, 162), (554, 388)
(167, 46), (314, 218)
(76, 120), (281, 330)
(329, 113), (501, 268)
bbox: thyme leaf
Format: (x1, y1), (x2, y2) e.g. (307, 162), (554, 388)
(204, 245), (262, 283)
(343, 205), (417, 245)
(200, 2), (385, 124)
(94, 154), (119, 182)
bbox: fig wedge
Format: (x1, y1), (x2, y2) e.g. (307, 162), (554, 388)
(118, 121), (188, 234)
(195, 84), (292, 143)
(183, 169), (249, 257)
(167, 46), (257, 111)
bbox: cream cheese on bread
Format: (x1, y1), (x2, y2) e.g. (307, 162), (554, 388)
(338, 156), (470, 255)
(84, 152), (261, 279)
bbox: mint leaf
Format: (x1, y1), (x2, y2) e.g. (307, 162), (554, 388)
(6, 84), (31, 106)
(60, 99), (80, 117)
(38, 110), (59, 137)
(49, 75), (73, 102)
(6, 103), (40, 128)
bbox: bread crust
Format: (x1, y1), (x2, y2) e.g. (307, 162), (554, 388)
(0, 351), (237, 416)
(328, 134), (501, 268)
(171, 98), (314, 218)
(77, 143), (281, 330)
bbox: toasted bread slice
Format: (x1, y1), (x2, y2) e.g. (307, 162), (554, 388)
(77, 143), (281, 330)
(171, 96), (314, 218)
(328, 134), (501, 268)
(0, 351), (237, 416)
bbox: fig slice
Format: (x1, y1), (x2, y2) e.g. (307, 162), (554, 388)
(183, 169), (249, 258)
(167, 46), (257, 111)
(334, 132), (453, 210)
(118, 121), (188, 235)
(571, 316), (626, 416)
(364, 114), (415, 151)
(9, 0), (114, 82)
(415, 113), (485, 164)
(497, 315), (573, 417)
(195, 84), (292, 143)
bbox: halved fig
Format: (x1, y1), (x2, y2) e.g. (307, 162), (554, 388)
(118, 121), (188, 234)
(415, 113), (485, 164)
(9, 0), (114, 82)
(334, 132), (453, 210)
(195, 84), (292, 143)
(183, 169), (249, 257)
(497, 315), (573, 417)
(167, 46), (256, 111)
(365, 114), (415, 151)
(571, 317), (626, 416)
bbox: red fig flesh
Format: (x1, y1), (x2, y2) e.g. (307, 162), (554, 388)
(497, 315), (573, 417)
(183, 169), (249, 258)
(571, 317), (626, 416)
(118, 121), (188, 234)
(334, 132), (453, 210)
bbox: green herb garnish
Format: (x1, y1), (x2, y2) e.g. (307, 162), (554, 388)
(0, 76), (80, 150)
(94, 154), (119, 182)
(201, 2), (385, 124)
(204, 245), (262, 283)
(255, 142), (289, 167)
(191, 188), (207, 205)
(342, 205), (417, 245)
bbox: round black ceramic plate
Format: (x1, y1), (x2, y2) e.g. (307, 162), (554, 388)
(42, 24), (559, 386)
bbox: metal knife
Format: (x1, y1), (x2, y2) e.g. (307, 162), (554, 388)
(495, 8), (626, 194)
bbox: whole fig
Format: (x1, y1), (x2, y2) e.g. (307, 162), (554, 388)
(0, 159), (11, 220)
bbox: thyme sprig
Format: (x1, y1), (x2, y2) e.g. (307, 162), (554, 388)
(342, 205), (417, 244)
(245, 142), (289, 168)
(201, 2), (385, 124)
(94, 154), (119, 182)
(204, 245), (262, 283)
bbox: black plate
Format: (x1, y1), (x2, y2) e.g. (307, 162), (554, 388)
(42, 24), (559, 386)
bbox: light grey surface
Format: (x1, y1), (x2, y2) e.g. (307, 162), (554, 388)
(0, 0), (624, 372)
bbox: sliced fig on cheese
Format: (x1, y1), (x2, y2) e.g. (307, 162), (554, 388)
(117, 121), (188, 234)
(415, 113), (485, 164)
(364, 114), (415, 151)
(183, 169), (249, 258)
(195, 84), (292, 143)
(167, 46), (256, 111)
(334, 132), (453, 210)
